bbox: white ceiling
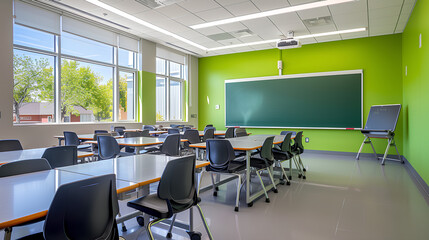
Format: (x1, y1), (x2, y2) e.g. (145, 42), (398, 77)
(44, 0), (416, 57)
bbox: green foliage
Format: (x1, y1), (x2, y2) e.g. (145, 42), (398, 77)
(156, 111), (164, 121)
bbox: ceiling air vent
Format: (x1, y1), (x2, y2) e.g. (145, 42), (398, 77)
(135, 0), (186, 9)
(302, 16), (333, 27)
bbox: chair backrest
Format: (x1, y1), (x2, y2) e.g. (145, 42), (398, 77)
(95, 130), (109, 134)
(143, 125), (155, 131)
(182, 127), (191, 132)
(43, 174), (119, 240)
(63, 131), (80, 146)
(97, 136), (120, 160)
(124, 131), (142, 138)
(205, 124), (213, 127)
(203, 128), (215, 142)
(42, 146), (78, 168)
(280, 132), (293, 153)
(260, 136), (275, 161)
(93, 133), (112, 140)
(280, 131), (296, 136)
(235, 128), (248, 137)
(225, 127), (235, 138)
(160, 134), (181, 156)
(141, 129), (150, 137)
(0, 158), (51, 178)
(114, 126), (126, 136)
(0, 139), (23, 152)
(158, 156), (196, 212)
(206, 139), (235, 171)
(183, 129), (201, 144)
(204, 126), (216, 132)
(294, 131), (304, 152)
(168, 128), (180, 134)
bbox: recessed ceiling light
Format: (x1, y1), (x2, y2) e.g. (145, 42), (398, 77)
(208, 28), (366, 51)
(86, 0), (208, 51)
(190, 0), (357, 29)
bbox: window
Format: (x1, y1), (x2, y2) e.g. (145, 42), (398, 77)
(12, 2), (139, 124)
(156, 58), (185, 121)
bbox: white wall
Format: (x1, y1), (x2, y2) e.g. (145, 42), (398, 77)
(0, 0), (198, 148)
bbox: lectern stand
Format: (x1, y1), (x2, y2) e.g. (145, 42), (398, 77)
(356, 104), (402, 165)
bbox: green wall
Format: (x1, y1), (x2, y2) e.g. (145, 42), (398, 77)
(198, 34), (403, 154)
(138, 71), (156, 124)
(402, 0), (429, 184)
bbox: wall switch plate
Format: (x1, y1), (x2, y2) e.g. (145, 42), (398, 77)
(305, 137), (309, 143)
(405, 66), (408, 76)
(215, 105), (220, 110)
(191, 114), (197, 118)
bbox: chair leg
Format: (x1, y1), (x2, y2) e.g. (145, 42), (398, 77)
(197, 171), (204, 196)
(266, 167), (278, 193)
(256, 170), (270, 202)
(279, 161), (291, 185)
(196, 204), (214, 240)
(298, 155), (306, 179)
(147, 218), (165, 240)
(289, 158), (293, 180)
(166, 214), (177, 238)
(210, 173), (217, 196)
(235, 174), (241, 212)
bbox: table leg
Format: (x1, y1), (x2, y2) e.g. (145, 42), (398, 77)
(246, 150), (251, 204)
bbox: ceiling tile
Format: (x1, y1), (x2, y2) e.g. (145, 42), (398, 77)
(269, 13), (310, 36)
(242, 17), (283, 40)
(341, 31), (369, 40)
(155, 4), (190, 19)
(224, 1), (260, 16)
(215, 0), (248, 5)
(194, 7), (234, 22)
(195, 26), (225, 36)
(297, 6), (331, 20)
(173, 13), (205, 26)
(101, 0), (151, 14)
(315, 34), (342, 43)
(299, 37), (317, 44)
(368, 0), (403, 10)
(332, 11), (368, 30)
(178, 0), (221, 13)
(217, 38), (244, 45)
(218, 22), (250, 32)
(251, 0), (290, 11)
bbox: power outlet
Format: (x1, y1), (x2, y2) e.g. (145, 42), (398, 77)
(419, 34), (422, 48)
(305, 137), (309, 143)
(215, 105), (220, 110)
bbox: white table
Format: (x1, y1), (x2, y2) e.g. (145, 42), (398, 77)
(0, 148), (93, 165)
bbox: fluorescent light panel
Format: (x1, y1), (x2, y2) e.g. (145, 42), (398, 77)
(190, 0), (356, 29)
(86, 0), (208, 51)
(208, 28), (366, 51)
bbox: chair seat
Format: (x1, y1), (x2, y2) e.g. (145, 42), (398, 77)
(127, 194), (172, 219)
(77, 144), (92, 152)
(272, 149), (292, 160)
(206, 161), (246, 173)
(249, 157), (273, 169)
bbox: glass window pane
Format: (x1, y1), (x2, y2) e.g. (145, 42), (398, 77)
(119, 71), (135, 121)
(13, 50), (55, 124)
(169, 80), (182, 120)
(118, 48), (136, 68)
(156, 77), (166, 121)
(61, 32), (114, 64)
(156, 58), (166, 75)
(13, 24), (55, 52)
(169, 61), (181, 78)
(61, 59), (113, 122)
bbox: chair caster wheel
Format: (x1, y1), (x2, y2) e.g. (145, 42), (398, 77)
(298, 174), (302, 178)
(265, 198), (270, 203)
(234, 206), (239, 212)
(303, 168), (307, 172)
(280, 181), (285, 185)
(187, 231), (202, 240)
(215, 186), (219, 191)
(166, 232), (173, 238)
(273, 189), (278, 193)
(122, 225), (127, 232)
(136, 216), (144, 226)
(286, 181), (291, 185)
(247, 202), (253, 207)
(213, 191), (217, 196)
(303, 175), (306, 179)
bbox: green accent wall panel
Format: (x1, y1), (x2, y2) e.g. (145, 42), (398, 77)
(199, 34), (403, 154)
(138, 71), (156, 125)
(402, 0), (429, 185)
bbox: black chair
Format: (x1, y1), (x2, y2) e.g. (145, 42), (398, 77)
(0, 139), (23, 152)
(127, 156), (213, 240)
(183, 129), (201, 155)
(203, 128), (215, 142)
(202, 139), (246, 212)
(204, 126), (216, 132)
(291, 131), (306, 179)
(143, 125), (155, 131)
(248, 136), (278, 203)
(280, 130), (296, 136)
(167, 128), (180, 134)
(97, 135), (133, 160)
(182, 126), (191, 132)
(147, 134), (181, 156)
(272, 132), (293, 184)
(95, 130), (109, 134)
(124, 131), (146, 153)
(235, 128), (248, 137)
(0, 158), (51, 177)
(205, 124), (214, 128)
(92, 133), (112, 160)
(42, 146), (77, 168)
(19, 174), (120, 240)
(114, 126), (126, 136)
(225, 127), (235, 138)
(63, 131), (92, 152)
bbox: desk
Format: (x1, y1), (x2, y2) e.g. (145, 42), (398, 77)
(189, 135), (287, 205)
(0, 148), (93, 165)
(54, 134), (123, 146)
(197, 130), (226, 136)
(123, 129), (168, 135)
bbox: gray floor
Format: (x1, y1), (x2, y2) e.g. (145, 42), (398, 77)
(4, 151), (429, 240)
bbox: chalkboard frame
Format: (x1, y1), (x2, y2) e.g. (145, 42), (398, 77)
(224, 70), (363, 129)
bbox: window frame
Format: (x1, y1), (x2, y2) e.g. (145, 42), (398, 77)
(12, 21), (139, 125)
(155, 57), (185, 122)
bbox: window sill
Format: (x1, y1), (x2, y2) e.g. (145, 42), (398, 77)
(13, 121), (139, 127)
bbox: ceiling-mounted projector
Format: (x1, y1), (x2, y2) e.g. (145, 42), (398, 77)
(277, 31), (301, 49)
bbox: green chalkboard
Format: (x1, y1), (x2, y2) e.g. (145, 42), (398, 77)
(225, 70), (362, 129)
